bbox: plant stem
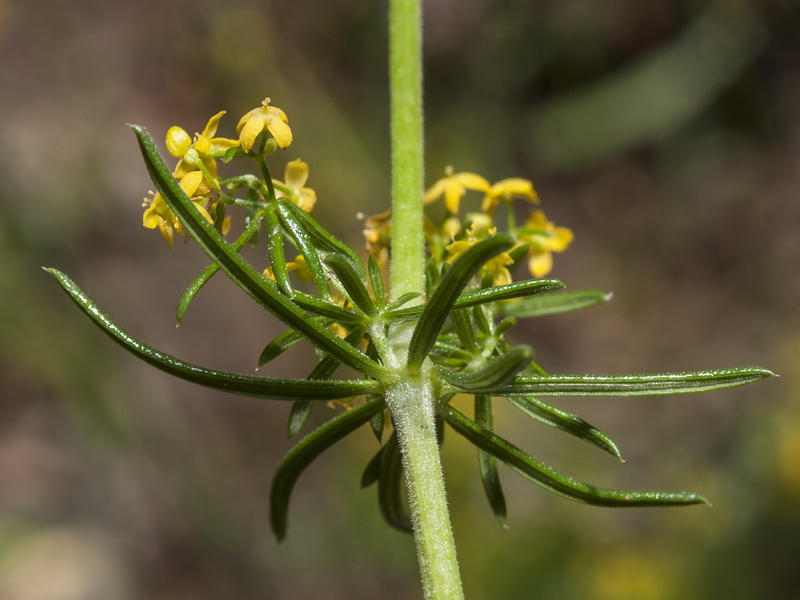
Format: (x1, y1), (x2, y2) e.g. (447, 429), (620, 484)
(389, 0), (424, 302)
(385, 378), (464, 600)
(388, 0), (465, 598)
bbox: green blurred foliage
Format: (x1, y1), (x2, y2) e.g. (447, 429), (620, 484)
(0, 0), (798, 598)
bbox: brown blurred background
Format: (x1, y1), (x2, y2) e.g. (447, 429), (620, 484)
(1, 0), (798, 598)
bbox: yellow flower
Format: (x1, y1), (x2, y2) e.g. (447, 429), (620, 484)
(361, 209), (392, 265)
(273, 159), (316, 212)
(445, 217), (513, 287)
(517, 209), (573, 278)
(424, 166), (491, 213)
(168, 111), (239, 190)
(142, 170), (214, 248)
(263, 255), (312, 283)
(237, 98), (293, 152)
(482, 177), (539, 213)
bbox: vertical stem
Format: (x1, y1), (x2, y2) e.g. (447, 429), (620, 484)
(389, 0), (424, 301)
(385, 379), (464, 600)
(388, 1), (465, 598)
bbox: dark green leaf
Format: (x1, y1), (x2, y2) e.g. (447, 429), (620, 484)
(442, 405), (708, 507)
(325, 255), (377, 318)
(258, 319), (333, 367)
(378, 432), (412, 533)
(177, 211), (264, 323)
(361, 444), (385, 488)
(439, 345), (533, 392)
(265, 205), (293, 296)
(270, 399), (384, 539)
(288, 325), (367, 437)
(131, 126), (388, 380)
(275, 201), (332, 300)
(48, 269), (382, 401)
(369, 404), (385, 441)
(407, 234), (515, 372)
(485, 368), (775, 397)
(506, 396), (623, 461)
(475, 395), (507, 524)
(291, 292), (367, 324)
(368, 255), (386, 308)
(384, 292), (422, 312)
(496, 289), (612, 319)
(276, 198), (366, 278)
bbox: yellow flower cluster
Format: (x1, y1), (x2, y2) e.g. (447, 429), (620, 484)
(142, 98), (314, 248)
(425, 166), (573, 279)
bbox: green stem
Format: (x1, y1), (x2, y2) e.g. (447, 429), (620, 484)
(385, 378), (464, 600)
(389, 0), (424, 302)
(388, 1), (464, 597)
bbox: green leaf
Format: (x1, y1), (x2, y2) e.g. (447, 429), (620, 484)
(442, 405), (708, 507)
(288, 325), (367, 438)
(407, 234), (515, 372)
(475, 395), (507, 525)
(258, 319), (333, 367)
(506, 396), (623, 461)
(378, 432), (413, 533)
(276, 198), (366, 278)
(325, 255), (377, 318)
(384, 292), (422, 312)
(439, 345), (533, 392)
(368, 255), (386, 308)
(131, 126), (388, 380)
(496, 289), (612, 319)
(265, 205), (293, 297)
(270, 399), (384, 540)
(384, 279), (563, 323)
(176, 211), (264, 323)
(484, 368), (775, 397)
(361, 444), (385, 488)
(369, 403), (385, 441)
(47, 269), (381, 401)
(291, 292), (367, 324)
(275, 200), (333, 300)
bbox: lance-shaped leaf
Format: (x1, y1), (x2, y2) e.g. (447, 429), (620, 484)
(130, 126), (387, 380)
(384, 278), (564, 323)
(496, 289), (612, 319)
(369, 404), (385, 441)
(361, 443), (385, 488)
(325, 255), (377, 318)
(368, 255), (386, 308)
(482, 368), (775, 397)
(276, 197), (366, 278)
(177, 210), (265, 323)
(288, 325), (367, 438)
(258, 318), (334, 367)
(291, 292), (367, 324)
(47, 269), (380, 401)
(442, 405), (708, 507)
(274, 199), (333, 300)
(407, 234), (515, 372)
(506, 396), (623, 461)
(384, 292), (421, 312)
(271, 399), (384, 540)
(439, 345), (533, 392)
(378, 432), (413, 533)
(475, 395), (507, 525)
(265, 205), (293, 297)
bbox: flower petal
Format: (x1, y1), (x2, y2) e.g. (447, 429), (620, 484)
(528, 250), (553, 278)
(284, 159), (309, 189)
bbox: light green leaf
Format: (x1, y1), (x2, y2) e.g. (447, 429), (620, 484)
(496, 289), (611, 319)
(439, 346), (533, 392)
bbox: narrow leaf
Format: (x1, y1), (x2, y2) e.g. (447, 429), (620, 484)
(378, 432), (413, 533)
(443, 405), (708, 507)
(486, 368), (775, 397)
(440, 345), (533, 392)
(475, 395), (507, 524)
(361, 444), (385, 488)
(276, 198), (366, 277)
(292, 292), (367, 324)
(275, 202), (333, 300)
(265, 205), (293, 296)
(131, 126), (388, 380)
(407, 234), (515, 371)
(496, 289), (612, 319)
(258, 319), (333, 367)
(325, 255), (377, 318)
(177, 210), (265, 323)
(369, 404), (385, 441)
(47, 269), (381, 401)
(271, 399), (384, 539)
(368, 255), (386, 308)
(506, 396), (623, 461)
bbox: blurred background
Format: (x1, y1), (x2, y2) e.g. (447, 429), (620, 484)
(1, 0), (798, 598)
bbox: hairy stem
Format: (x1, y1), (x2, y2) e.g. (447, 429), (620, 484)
(385, 378), (464, 600)
(389, 0), (424, 301)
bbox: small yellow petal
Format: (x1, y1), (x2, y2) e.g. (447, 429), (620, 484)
(238, 113), (265, 152)
(201, 111), (226, 140)
(528, 250), (553, 278)
(179, 170), (204, 197)
(165, 127), (192, 158)
(266, 114), (293, 149)
(548, 227), (574, 252)
(454, 172), (491, 193)
(423, 179), (447, 205)
(444, 182), (463, 213)
(284, 159), (309, 189)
